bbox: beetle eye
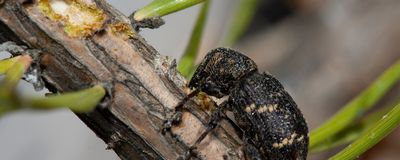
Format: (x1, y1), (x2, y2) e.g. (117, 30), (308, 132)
(203, 83), (210, 90)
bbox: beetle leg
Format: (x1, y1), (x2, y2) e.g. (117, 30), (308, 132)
(162, 89), (199, 134)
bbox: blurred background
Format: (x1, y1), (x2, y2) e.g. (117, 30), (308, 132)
(1, 0), (400, 159)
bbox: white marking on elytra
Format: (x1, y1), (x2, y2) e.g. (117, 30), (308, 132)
(282, 138), (289, 145)
(268, 104), (274, 112)
(288, 138), (294, 144)
(289, 133), (297, 145)
(245, 103), (256, 113)
(273, 104), (278, 110)
(250, 103), (256, 110)
(245, 106), (252, 113)
(267, 104), (278, 113)
(258, 105), (267, 113)
(272, 132), (298, 148)
(291, 133), (297, 139)
(297, 135), (304, 142)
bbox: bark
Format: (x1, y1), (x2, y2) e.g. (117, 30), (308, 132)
(0, 0), (243, 159)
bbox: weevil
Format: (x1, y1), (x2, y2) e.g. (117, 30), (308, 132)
(173, 48), (308, 160)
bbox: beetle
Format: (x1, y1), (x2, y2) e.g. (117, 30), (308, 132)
(173, 47), (308, 160)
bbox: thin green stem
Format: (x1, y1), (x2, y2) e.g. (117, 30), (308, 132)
(134, 0), (204, 21)
(0, 55), (32, 91)
(29, 85), (105, 113)
(329, 103), (400, 160)
(310, 60), (400, 149)
(177, 0), (209, 79)
(0, 55), (32, 115)
(0, 56), (22, 74)
(221, 0), (258, 46)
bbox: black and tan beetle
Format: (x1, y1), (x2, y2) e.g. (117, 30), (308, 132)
(173, 47), (308, 160)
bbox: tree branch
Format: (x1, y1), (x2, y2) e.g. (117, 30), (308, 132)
(0, 0), (243, 159)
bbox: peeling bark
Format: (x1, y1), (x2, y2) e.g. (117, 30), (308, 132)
(0, 0), (243, 159)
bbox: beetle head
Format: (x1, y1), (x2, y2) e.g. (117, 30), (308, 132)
(188, 48), (257, 98)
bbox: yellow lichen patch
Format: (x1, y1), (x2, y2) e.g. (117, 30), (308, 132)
(110, 22), (135, 40)
(37, 0), (106, 37)
(38, 0), (63, 20)
(197, 92), (216, 111)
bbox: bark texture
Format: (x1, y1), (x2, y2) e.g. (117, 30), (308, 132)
(0, 0), (243, 159)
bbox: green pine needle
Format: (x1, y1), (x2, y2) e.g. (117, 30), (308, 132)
(1, 61), (25, 91)
(0, 55), (32, 115)
(177, 0), (209, 79)
(134, 0), (205, 21)
(222, 0), (258, 46)
(330, 103), (400, 160)
(29, 85), (106, 113)
(310, 106), (391, 153)
(310, 60), (400, 149)
(0, 56), (22, 74)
